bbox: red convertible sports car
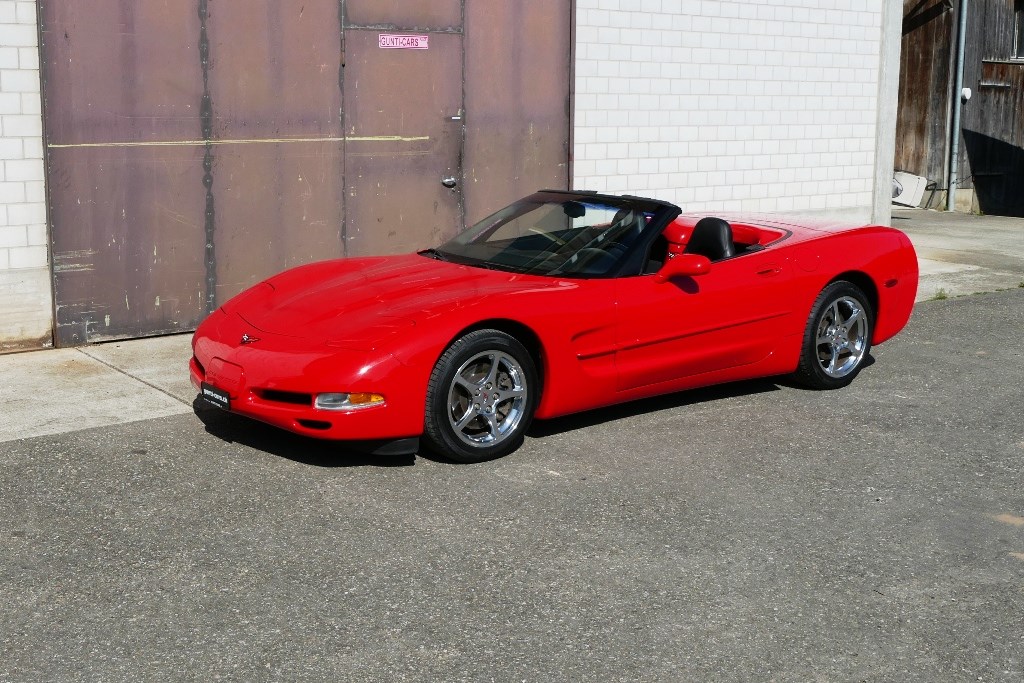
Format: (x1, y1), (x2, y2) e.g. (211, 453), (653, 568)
(191, 190), (918, 462)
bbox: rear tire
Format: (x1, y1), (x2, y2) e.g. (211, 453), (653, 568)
(423, 330), (539, 463)
(794, 281), (873, 389)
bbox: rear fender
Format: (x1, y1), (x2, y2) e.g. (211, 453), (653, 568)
(792, 230), (918, 347)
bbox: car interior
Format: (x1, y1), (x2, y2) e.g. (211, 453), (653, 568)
(642, 217), (788, 274)
(437, 197), (789, 279)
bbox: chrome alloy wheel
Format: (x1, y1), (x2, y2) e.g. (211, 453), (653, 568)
(447, 351), (528, 447)
(815, 295), (868, 378)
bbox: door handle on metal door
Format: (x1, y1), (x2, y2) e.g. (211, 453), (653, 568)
(756, 265), (781, 276)
(441, 176), (457, 188)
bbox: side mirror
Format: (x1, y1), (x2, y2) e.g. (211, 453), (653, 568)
(654, 253), (711, 284)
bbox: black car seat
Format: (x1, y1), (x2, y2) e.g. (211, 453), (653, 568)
(601, 208), (643, 259)
(609, 208), (642, 240)
(683, 216), (735, 261)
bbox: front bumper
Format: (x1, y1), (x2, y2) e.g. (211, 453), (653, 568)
(190, 311), (426, 442)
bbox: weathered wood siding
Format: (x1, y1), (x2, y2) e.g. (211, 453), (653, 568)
(895, 0), (954, 185)
(960, 0), (1024, 215)
(896, 0), (1024, 215)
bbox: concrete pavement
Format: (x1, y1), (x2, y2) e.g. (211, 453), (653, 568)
(2, 287), (1023, 682)
(0, 334), (195, 443)
(0, 207), (1021, 445)
(894, 208), (1024, 301)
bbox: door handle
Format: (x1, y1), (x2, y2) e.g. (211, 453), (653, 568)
(756, 265), (781, 276)
(441, 176), (458, 189)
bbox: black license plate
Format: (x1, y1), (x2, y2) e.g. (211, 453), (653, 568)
(201, 382), (231, 410)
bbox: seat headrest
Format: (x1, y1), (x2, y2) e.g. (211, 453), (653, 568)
(683, 216), (735, 261)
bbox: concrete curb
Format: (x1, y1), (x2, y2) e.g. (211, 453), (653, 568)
(0, 335), (194, 444)
(894, 208), (1024, 302)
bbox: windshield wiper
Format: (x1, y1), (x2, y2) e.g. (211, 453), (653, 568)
(418, 248), (449, 262)
(477, 261), (529, 274)
(423, 249), (530, 274)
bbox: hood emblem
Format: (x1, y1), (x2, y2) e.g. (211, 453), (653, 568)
(240, 333), (261, 345)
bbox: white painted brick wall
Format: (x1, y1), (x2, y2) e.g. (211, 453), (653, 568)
(0, 0), (51, 350)
(574, 0), (891, 222)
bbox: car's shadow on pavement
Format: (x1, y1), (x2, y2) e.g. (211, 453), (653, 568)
(527, 377), (784, 438)
(192, 358), (875, 466)
(192, 398), (416, 468)
(527, 354), (874, 438)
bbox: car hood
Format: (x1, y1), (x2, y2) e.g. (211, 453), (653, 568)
(228, 254), (533, 348)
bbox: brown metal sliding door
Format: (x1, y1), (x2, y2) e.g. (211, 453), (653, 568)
(40, 0), (571, 345)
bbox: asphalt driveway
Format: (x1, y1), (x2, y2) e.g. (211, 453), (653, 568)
(2, 290), (1023, 682)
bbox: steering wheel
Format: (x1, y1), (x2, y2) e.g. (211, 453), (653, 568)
(528, 227), (569, 247)
(559, 247), (618, 275)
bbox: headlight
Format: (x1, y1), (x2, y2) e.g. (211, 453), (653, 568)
(314, 392), (385, 411)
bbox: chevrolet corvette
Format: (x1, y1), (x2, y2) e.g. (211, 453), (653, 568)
(191, 190), (918, 462)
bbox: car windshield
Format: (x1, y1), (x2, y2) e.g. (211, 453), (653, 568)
(431, 195), (666, 277)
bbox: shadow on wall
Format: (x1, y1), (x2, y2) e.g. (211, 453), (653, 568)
(901, 0), (952, 36)
(962, 129), (1024, 218)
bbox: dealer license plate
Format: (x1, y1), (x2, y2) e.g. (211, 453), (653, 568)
(201, 382), (231, 410)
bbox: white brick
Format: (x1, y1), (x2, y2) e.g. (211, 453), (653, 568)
(4, 158), (43, 181)
(2, 114), (42, 137)
(7, 201), (45, 225)
(21, 135), (40, 159)
(8, 244), (46, 269)
(18, 46), (38, 70)
(573, 159), (597, 177)
(576, 25), (598, 43)
(15, 1), (38, 25)
(594, 159), (617, 176)
(0, 224), (27, 248)
(0, 92), (20, 114)
(21, 91), (41, 115)
(0, 23), (37, 47)
(0, 181), (25, 203)
(0, 137), (22, 159)
(617, 158), (639, 175)
(23, 180), (44, 203)
(0, 47), (18, 69)
(26, 222), (47, 248)
(0, 247), (8, 270)
(1, 68), (39, 93)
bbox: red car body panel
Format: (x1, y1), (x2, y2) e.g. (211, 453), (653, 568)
(191, 206), (918, 446)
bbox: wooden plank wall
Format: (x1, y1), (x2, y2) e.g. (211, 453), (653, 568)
(960, 0), (1024, 216)
(894, 0), (954, 186)
(896, 0), (1024, 215)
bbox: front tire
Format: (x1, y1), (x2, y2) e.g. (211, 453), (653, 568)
(794, 281), (874, 389)
(423, 330), (539, 463)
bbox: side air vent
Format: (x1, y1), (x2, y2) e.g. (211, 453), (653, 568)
(257, 389), (313, 406)
(296, 419), (331, 431)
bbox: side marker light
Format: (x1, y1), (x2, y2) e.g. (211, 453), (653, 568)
(314, 393), (386, 411)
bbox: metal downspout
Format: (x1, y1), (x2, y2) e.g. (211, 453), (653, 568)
(947, 0), (969, 211)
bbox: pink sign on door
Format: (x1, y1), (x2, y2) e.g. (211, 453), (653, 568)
(378, 34), (429, 50)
